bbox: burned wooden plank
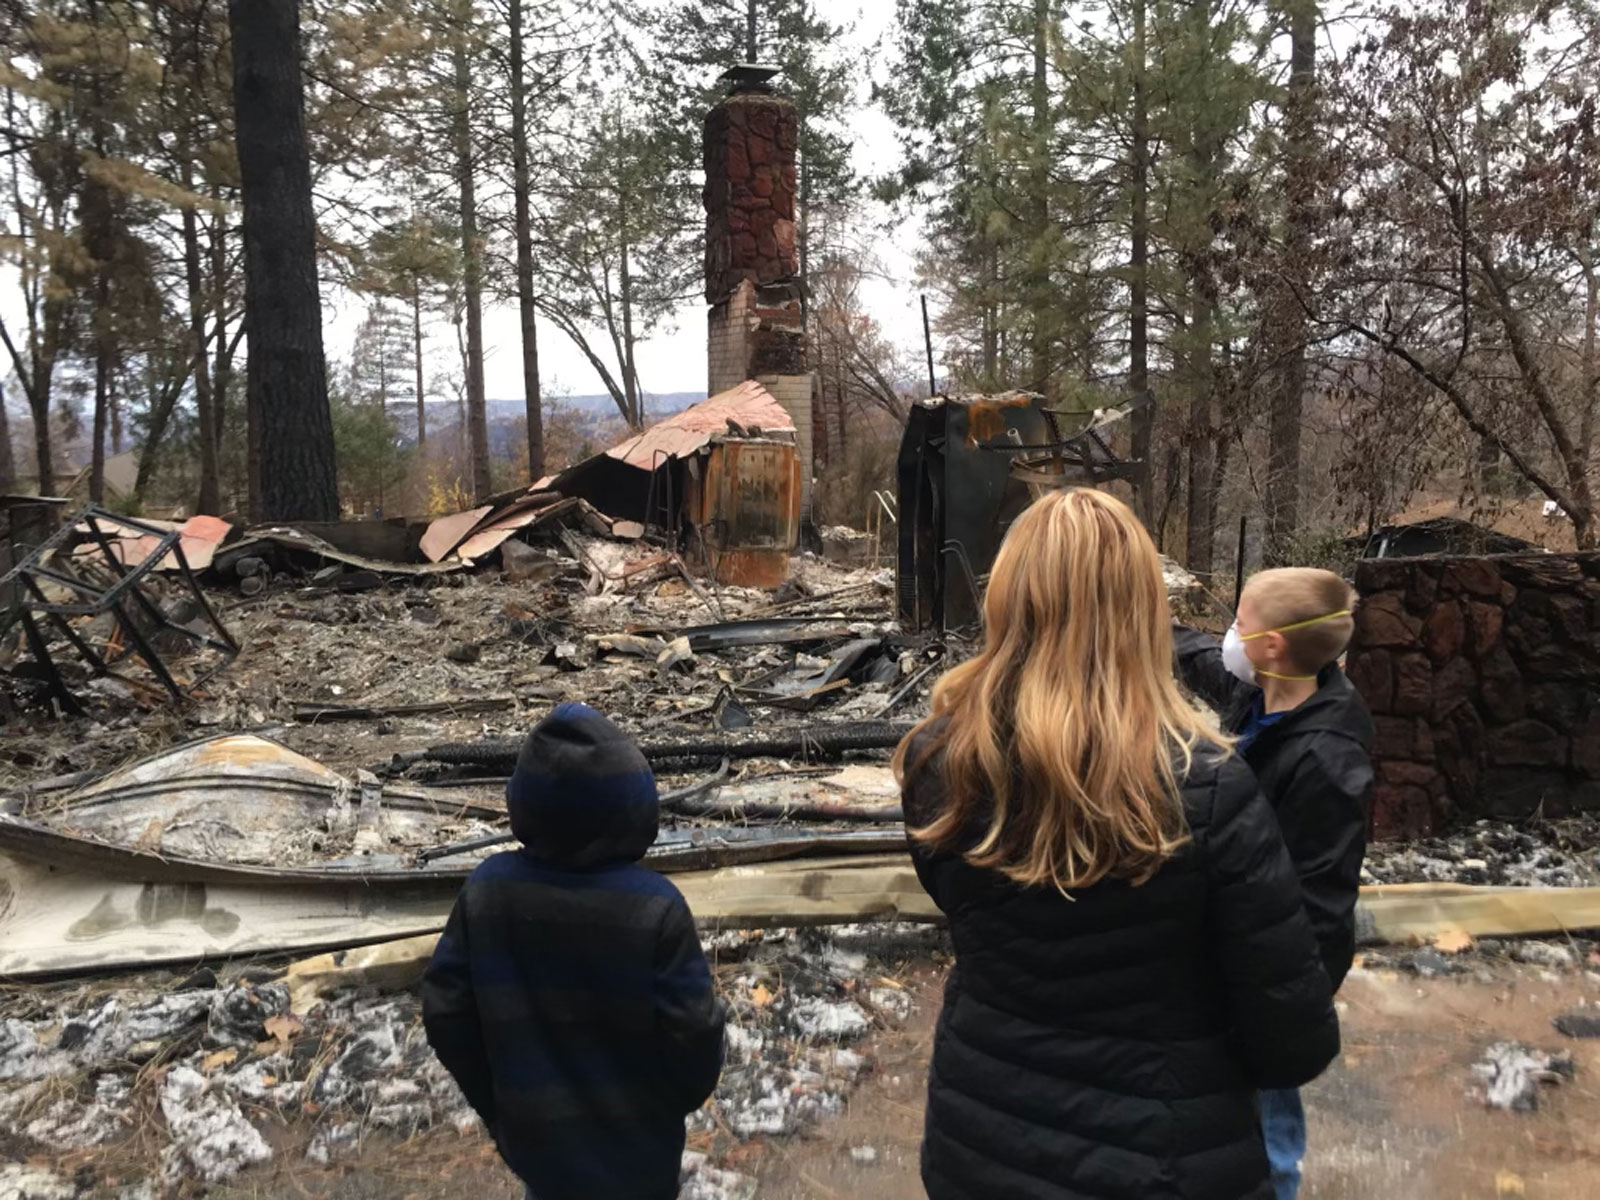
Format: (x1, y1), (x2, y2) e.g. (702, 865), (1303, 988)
(420, 720), (918, 772)
(292, 696), (517, 723)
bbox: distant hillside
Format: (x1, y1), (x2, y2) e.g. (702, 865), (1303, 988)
(388, 392), (704, 448)
(384, 392), (704, 457)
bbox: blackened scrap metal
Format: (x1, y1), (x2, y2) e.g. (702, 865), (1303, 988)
(419, 720), (918, 772)
(1008, 395), (1152, 490)
(0, 506), (240, 708)
(876, 659), (943, 718)
(736, 638), (893, 712)
(679, 617), (858, 652)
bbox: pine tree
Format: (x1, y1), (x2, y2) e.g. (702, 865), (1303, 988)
(348, 301), (418, 416)
(1262, 0), (1318, 563)
(228, 0), (339, 522)
(359, 211), (458, 447)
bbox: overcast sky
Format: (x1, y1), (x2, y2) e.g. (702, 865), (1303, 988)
(1, 4), (922, 415)
(325, 1), (922, 404)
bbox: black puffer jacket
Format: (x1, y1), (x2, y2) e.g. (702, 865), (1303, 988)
(1173, 627), (1376, 992)
(904, 734), (1339, 1200)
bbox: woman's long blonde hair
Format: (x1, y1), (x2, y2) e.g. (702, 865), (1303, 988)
(893, 488), (1228, 892)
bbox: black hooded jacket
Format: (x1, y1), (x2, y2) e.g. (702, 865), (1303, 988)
(421, 704), (725, 1200)
(905, 731), (1340, 1200)
(1173, 627), (1376, 992)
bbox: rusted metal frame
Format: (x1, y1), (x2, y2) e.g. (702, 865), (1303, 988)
(43, 514), (236, 692)
(638, 448), (679, 548)
(20, 574), (110, 674)
(16, 607), (83, 716)
(105, 593), (186, 701)
(81, 512), (184, 635)
(171, 542), (241, 663)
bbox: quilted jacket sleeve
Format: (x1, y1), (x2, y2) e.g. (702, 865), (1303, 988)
(420, 899), (497, 1127)
(1173, 624), (1249, 715)
(1274, 734), (1373, 992)
(1203, 758), (1341, 1089)
(654, 897), (726, 1114)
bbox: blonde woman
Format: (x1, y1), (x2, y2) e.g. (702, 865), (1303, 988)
(895, 490), (1338, 1200)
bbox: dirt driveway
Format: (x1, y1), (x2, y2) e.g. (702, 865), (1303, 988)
(745, 961), (1600, 1200)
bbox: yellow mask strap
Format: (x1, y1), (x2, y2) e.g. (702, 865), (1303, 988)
(1239, 609), (1352, 642)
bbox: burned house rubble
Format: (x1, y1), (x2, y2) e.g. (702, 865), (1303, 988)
(4, 484), (1600, 1197)
(895, 391), (1165, 631)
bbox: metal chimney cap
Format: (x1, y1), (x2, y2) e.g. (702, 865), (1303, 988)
(719, 63), (782, 94)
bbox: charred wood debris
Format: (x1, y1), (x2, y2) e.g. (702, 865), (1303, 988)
(0, 499), (956, 1195)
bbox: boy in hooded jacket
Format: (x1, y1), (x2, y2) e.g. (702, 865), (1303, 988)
(421, 703), (725, 1200)
(1174, 568), (1375, 1200)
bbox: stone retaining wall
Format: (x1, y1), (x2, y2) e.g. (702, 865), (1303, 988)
(1347, 553), (1600, 838)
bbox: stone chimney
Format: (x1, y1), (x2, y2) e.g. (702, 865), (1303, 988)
(704, 66), (813, 512)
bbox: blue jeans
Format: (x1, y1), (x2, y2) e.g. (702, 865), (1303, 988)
(1260, 1087), (1306, 1200)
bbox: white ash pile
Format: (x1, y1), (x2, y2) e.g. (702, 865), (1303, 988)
(0, 924), (946, 1195)
(1471, 1041), (1577, 1112)
(1363, 817), (1600, 888)
(0, 973), (477, 1187)
(704, 924), (942, 1142)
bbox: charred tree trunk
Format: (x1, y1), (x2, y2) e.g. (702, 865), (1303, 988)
(1263, 0), (1316, 564)
(185, 203), (219, 512)
(90, 313), (112, 505)
(85, 180), (114, 505)
(618, 178), (642, 429)
(228, 0), (340, 522)
(179, 5), (220, 516)
(85, 0), (113, 506)
(982, 243), (999, 388)
(1129, 0), (1153, 526)
(0, 377), (15, 493)
(412, 277), (427, 448)
(29, 369), (53, 499)
(210, 195), (237, 504)
(509, 0), (543, 480)
(452, 22), (491, 500)
(1184, 291), (1218, 580)
(1027, 0), (1052, 395)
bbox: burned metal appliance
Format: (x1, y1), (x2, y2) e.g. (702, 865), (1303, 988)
(896, 393), (1147, 631)
(0, 508), (239, 713)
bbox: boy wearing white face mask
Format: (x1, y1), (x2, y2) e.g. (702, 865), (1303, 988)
(1174, 567), (1375, 1200)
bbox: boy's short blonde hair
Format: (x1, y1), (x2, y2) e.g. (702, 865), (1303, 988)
(1241, 567), (1358, 675)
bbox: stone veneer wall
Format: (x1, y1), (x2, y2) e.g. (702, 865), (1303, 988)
(703, 91), (799, 302)
(1346, 552), (1600, 839)
(704, 85), (812, 514)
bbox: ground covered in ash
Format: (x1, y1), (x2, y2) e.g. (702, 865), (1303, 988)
(1363, 816), (1600, 888)
(0, 547), (906, 791)
(0, 925), (948, 1200)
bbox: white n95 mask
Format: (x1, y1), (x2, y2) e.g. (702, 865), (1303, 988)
(1221, 624), (1257, 686)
